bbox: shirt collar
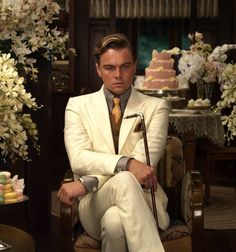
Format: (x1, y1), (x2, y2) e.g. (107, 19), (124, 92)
(103, 86), (131, 113)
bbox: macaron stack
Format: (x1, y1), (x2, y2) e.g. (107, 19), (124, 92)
(0, 171), (23, 204)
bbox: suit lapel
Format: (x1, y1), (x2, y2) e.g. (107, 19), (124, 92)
(119, 88), (144, 152)
(91, 87), (145, 154)
(92, 88), (115, 153)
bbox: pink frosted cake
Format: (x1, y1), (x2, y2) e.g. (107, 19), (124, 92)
(144, 50), (179, 90)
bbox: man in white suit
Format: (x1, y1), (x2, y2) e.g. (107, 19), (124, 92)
(58, 33), (170, 252)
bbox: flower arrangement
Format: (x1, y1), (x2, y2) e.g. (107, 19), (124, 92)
(177, 31), (236, 144)
(0, 0), (70, 163)
(178, 32), (217, 86)
(215, 62), (236, 144)
(0, 53), (40, 162)
(0, 0), (69, 81)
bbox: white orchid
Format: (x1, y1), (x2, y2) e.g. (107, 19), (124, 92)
(0, 0), (69, 81)
(0, 53), (40, 162)
(216, 63), (236, 144)
(178, 31), (217, 85)
(208, 44), (236, 63)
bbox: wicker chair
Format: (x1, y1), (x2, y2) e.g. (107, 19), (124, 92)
(59, 136), (203, 252)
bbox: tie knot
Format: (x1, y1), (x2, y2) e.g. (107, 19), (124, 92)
(113, 97), (120, 105)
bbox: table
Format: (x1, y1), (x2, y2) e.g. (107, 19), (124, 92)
(169, 109), (225, 171)
(0, 195), (29, 238)
(0, 224), (35, 251)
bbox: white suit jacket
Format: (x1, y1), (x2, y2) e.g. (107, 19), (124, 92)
(64, 86), (170, 230)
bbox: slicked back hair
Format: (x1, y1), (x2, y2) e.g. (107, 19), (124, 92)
(94, 33), (136, 64)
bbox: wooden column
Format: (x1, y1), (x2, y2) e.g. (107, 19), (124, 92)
(26, 58), (52, 234)
(74, 0), (90, 93)
(217, 0), (234, 44)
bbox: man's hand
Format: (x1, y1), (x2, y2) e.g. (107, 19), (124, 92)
(57, 181), (87, 205)
(127, 159), (157, 191)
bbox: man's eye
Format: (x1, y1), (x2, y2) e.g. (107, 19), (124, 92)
(122, 64), (131, 70)
(104, 66), (114, 71)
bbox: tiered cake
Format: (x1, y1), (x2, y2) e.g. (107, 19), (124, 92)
(144, 50), (179, 90)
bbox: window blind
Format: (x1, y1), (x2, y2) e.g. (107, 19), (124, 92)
(89, 0), (218, 18)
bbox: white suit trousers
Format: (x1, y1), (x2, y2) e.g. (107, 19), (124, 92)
(78, 171), (165, 252)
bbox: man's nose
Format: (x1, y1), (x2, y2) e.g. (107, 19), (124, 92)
(114, 67), (122, 78)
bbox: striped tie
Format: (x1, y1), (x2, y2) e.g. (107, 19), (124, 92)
(112, 97), (121, 124)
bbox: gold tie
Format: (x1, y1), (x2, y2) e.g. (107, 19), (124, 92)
(112, 97), (121, 124)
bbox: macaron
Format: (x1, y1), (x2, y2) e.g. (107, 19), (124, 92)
(0, 171), (11, 179)
(4, 191), (17, 199)
(0, 178), (7, 185)
(4, 191), (17, 204)
(0, 196), (4, 204)
(4, 188), (12, 194)
(4, 183), (12, 191)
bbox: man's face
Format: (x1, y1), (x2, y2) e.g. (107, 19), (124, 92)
(96, 48), (136, 95)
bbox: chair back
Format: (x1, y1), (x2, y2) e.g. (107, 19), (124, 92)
(157, 136), (185, 222)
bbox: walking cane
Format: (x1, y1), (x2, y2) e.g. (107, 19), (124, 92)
(124, 112), (158, 227)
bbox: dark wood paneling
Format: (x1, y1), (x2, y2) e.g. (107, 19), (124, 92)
(89, 20), (110, 92)
(26, 58), (52, 234)
(49, 0), (78, 192)
(233, 1), (236, 43)
(74, 0), (90, 94)
(217, 0), (234, 44)
(50, 94), (71, 190)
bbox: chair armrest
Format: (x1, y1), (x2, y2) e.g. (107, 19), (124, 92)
(59, 169), (78, 252)
(181, 170), (203, 252)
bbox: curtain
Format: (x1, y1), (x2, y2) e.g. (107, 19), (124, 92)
(89, 0), (218, 18)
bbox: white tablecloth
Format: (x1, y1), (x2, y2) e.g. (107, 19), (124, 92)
(169, 109), (225, 146)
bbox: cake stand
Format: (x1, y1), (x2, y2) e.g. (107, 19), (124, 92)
(136, 88), (186, 110)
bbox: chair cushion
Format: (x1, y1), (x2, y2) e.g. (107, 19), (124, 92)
(181, 172), (193, 232)
(158, 136), (185, 188)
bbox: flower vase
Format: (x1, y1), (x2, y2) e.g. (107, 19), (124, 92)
(204, 83), (214, 100)
(196, 82), (214, 101)
(196, 82), (205, 99)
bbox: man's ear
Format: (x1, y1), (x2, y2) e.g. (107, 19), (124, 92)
(96, 63), (102, 78)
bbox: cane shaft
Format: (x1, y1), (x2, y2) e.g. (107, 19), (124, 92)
(142, 127), (158, 227)
(124, 113), (159, 227)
